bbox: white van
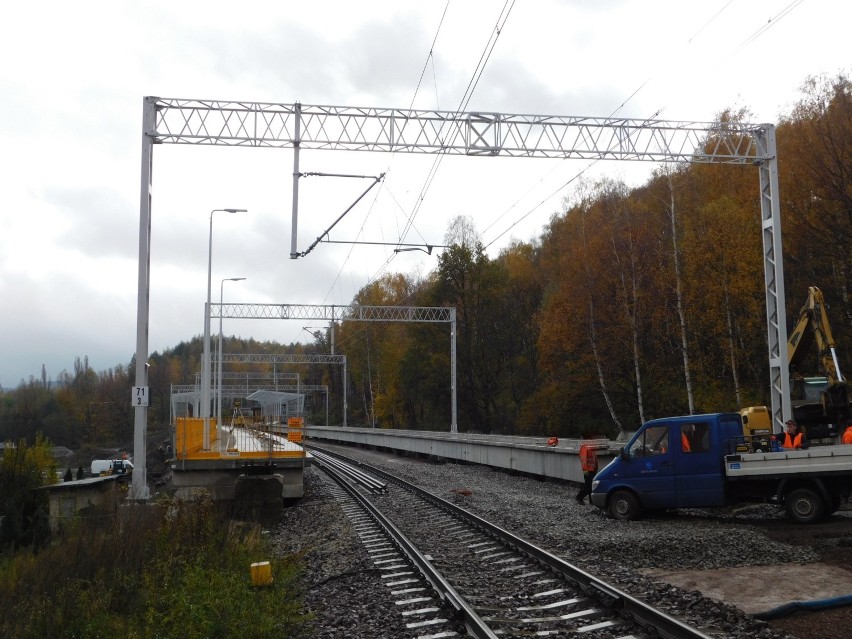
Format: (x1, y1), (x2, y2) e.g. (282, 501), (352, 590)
(90, 459), (133, 476)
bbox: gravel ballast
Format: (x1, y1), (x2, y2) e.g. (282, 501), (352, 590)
(273, 444), (852, 638)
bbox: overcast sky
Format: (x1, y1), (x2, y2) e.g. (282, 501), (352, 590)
(0, 0), (847, 388)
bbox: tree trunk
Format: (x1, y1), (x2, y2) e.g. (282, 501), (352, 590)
(588, 297), (624, 431)
(667, 176), (695, 414)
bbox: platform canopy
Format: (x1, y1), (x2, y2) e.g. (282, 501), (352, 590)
(246, 390), (304, 422)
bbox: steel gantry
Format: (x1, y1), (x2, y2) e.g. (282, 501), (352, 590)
(134, 97), (787, 499)
(210, 304), (458, 432)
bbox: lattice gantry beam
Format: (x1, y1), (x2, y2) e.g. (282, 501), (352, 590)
(214, 303), (454, 323)
(149, 98), (766, 164)
(172, 384), (327, 393)
(194, 371), (300, 381)
(219, 353), (346, 365)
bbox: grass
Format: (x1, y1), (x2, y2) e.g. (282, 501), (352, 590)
(0, 498), (309, 639)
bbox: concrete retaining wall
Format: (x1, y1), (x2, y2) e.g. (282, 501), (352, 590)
(304, 426), (615, 484)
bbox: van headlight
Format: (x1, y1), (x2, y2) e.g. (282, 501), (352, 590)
(592, 480), (600, 490)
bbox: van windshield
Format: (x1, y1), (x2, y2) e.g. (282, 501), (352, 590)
(628, 425), (669, 457)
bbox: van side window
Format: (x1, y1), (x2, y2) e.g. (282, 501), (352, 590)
(682, 423), (710, 453)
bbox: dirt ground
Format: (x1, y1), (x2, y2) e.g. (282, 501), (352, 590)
(760, 513), (852, 638)
(651, 512), (852, 639)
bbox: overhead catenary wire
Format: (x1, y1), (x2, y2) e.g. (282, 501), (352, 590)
(322, 0), (453, 306)
(321, 0), (517, 356)
(481, 0), (805, 252)
(369, 0), (517, 284)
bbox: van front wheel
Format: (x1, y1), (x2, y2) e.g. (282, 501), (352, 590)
(608, 490), (641, 521)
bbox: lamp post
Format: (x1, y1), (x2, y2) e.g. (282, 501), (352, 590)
(218, 277), (246, 427)
(202, 208), (246, 450)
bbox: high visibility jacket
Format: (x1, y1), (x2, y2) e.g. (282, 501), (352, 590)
(681, 432), (692, 452)
(579, 444), (598, 473)
(781, 432), (802, 449)
(843, 427), (852, 445)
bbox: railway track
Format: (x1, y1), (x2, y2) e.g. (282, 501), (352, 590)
(309, 445), (713, 639)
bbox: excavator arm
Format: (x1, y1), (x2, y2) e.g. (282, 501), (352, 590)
(787, 286), (849, 431)
(787, 286), (845, 384)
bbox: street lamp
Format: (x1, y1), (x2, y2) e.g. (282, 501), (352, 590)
(202, 208), (246, 450)
(218, 277), (246, 427)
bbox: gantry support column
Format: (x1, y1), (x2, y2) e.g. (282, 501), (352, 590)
(756, 124), (789, 433)
(132, 97), (156, 500)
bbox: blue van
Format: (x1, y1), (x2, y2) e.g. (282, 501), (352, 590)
(590, 413), (745, 520)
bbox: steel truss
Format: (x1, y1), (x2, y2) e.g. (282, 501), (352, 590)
(151, 99), (761, 163)
(214, 302), (453, 323)
(173, 384), (327, 393)
(134, 97), (788, 500)
(171, 384), (330, 427)
(210, 305), (458, 433)
(215, 352), (348, 432)
(217, 352), (345, 364)
(197, 371), (301, 380)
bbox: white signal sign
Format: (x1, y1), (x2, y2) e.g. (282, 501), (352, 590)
(132, 386), (149, 407)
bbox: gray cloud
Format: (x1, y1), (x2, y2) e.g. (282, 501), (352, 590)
(40, 186), (138, 259)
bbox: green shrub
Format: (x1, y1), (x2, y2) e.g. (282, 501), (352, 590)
(0, 498), (306, 638)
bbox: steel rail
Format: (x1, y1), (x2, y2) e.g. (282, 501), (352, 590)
(311, 445), (714, 639)
(310, 449), (387, 494)
(315, 460), (498, 639)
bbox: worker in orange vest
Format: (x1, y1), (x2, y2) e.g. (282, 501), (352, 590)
(779, 419), (803, 449)
(842, 423), (852, 445)
(576, 441), (599, 505)
(681, 428), (692, 453)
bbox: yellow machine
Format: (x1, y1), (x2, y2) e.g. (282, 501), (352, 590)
(739, 287), (849, 444)
(738, 406), (773, 452)
(787, 286), (849, 439)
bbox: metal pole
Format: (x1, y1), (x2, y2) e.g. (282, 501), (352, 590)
(343, 356), (347, 428)
(217, 288), (221, 433)
(756, 125), (789, 433)
(132, 97), (155, 501)
(203, 209), (246, 450)
(451, 308), (458, 433)
(218, 277), (245, 428)
(289, 102), (302, 258)
(202, 213), (214, 450)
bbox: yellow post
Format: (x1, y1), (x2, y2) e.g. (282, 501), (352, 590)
(250, 561), (273, 586)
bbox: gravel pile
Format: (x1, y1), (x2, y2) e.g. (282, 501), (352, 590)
(272, 446), (821, 638)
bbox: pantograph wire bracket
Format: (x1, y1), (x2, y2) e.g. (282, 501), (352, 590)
(297, 172), (385, 258)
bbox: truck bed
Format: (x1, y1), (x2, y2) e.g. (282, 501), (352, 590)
(726, 445), (852, 478)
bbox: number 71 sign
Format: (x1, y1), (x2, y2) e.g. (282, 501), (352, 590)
(132, 386), (149, 407)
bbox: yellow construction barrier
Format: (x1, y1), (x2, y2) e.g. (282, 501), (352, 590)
(175, 417), (218, 458)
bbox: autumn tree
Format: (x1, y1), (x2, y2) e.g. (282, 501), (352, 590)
(778, 73), (852, 370)
(0, 434), (55, 550)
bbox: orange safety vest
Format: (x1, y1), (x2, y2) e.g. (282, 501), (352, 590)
(579, 444), (598, 473)
(843, 427), (852, 445)
(781, 432), (802, 449)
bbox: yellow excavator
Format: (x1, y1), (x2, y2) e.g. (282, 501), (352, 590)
(786, 286), (849, 440)
(740, 287), (849, 445)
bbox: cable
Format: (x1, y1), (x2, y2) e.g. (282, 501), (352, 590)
(736, 0), (804, 52)
(373, 0), (517, 283)
(323, 1), (453, 306)
(481, 0), (805, 252)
